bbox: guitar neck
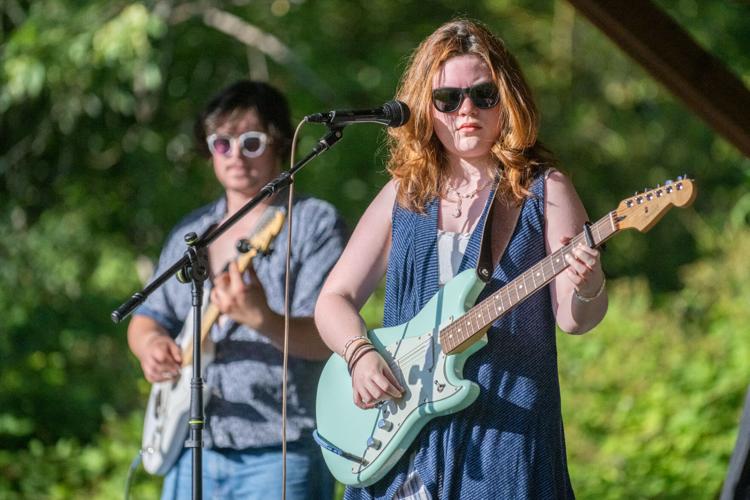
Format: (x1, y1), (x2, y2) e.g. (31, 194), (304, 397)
(441, 211), (620, 354)
(178, 208), (286, 366)
(181, 247), (259, 366)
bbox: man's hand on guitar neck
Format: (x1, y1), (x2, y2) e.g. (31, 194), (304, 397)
(210, 261), (272, 331)
(210, 260), (332, 361)
(128, 316), (182, 383)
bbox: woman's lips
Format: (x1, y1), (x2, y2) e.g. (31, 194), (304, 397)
(458, 122), (481, 131)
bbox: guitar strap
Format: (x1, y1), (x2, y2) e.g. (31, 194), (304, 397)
(476, 177), (522, 283)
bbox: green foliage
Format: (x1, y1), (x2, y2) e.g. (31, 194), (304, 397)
(0, 410), (161, 499)
(559, 225), (750, 498)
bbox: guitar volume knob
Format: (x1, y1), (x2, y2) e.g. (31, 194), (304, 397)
(377, 419), (393, 432)
(367, 437), (382, 450)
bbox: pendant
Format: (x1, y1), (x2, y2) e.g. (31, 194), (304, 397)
(452, 198), (463, 218)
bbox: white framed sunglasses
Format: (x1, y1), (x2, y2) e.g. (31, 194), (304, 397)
(206, 130), (269, 158)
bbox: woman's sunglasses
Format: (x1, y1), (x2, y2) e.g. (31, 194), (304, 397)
(206, 131), (269, 158)
(431, 82), (500, 113)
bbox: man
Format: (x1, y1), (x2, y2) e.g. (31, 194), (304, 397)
(128, 80), (344, 499)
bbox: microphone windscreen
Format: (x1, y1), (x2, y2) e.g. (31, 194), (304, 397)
(383, 100), (410, 127)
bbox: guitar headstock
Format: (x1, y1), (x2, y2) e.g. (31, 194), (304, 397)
(615, 177), (696, 232)
(248, 210), (286, 252)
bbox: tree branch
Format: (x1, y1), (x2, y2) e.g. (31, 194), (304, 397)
(166, 2), (335, 102)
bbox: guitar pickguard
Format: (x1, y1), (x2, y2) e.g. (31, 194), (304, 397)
(354, 332), (462, 473)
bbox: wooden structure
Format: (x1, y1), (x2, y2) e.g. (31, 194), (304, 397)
(567, 0), (750, 158)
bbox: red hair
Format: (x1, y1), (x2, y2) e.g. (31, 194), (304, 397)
(387, 19), (554, 211)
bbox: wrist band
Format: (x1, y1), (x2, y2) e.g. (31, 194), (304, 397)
(346, 340), (373, 365)
(575, 275), (606, 303)
(347, 345), (377, 375)
(341, 335), (368, 358)
(343, 338), (371, 363)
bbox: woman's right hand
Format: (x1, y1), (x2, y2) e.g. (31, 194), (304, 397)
(350, 350), (405, 409)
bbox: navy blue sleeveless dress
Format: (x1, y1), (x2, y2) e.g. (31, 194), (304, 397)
(345, 174), (575, 499)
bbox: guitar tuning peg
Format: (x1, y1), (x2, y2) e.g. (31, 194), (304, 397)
(665, 179), (673, 185)
(676, 175), (683, 181)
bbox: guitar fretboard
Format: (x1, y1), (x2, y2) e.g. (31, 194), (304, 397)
(440, 212), (619, 353)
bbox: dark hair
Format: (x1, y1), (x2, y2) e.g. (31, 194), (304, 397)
(194, 80), (293, 162)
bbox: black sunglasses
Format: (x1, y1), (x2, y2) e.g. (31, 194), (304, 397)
(431, 82), (500, 113)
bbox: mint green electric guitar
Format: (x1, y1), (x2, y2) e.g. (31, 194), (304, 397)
(315, 178), (696, 487)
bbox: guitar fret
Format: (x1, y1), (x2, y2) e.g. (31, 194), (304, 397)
(537, 264), (547, 286)
(513, 279), (523, 301)
(479, 302), (489, 327)
(463, 316), (472, 340)
(493, 293), (504, 314)
(609, 211), (617, 234)
(523, 272), (532, 295)
(508, 280), (521, 306)
(450, 323), (459, 348)
(552, 251), (563, 273)
(541, 261), (549, 278)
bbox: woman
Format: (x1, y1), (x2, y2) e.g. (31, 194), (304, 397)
(315, 20), (607, 499)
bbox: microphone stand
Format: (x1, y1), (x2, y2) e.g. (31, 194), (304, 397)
(112, 125), (345, 500)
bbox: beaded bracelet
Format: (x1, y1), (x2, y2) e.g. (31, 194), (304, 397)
(575, 275), (607, 303)
(341, 335), (369, 359)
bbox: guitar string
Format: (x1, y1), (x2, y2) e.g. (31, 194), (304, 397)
(394, 184), (680, 356)
(382, 215), (616, 378)
(440, 215), (613, 350)
(375, 185), (685, 398)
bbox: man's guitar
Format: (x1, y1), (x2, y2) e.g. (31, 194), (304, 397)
(314, 178), (696, 487)
(140, 209), (286, 475)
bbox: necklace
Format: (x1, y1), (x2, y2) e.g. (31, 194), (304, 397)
(444, 178), (494, 218)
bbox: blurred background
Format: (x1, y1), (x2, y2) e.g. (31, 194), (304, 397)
(1, 0), (749, 498)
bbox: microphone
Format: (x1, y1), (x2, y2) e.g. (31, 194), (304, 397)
(305, 100), (410, 128)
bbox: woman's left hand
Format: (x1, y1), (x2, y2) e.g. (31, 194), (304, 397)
(561, 236), (604, 298)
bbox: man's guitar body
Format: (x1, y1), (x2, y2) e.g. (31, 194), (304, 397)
(141, 312), (214, 475)
(140, 209), (286, 475)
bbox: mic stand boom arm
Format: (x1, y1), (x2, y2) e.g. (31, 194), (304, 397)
(111, 125), (345, 500)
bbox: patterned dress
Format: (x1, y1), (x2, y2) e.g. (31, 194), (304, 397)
(345, 174), (575, 499)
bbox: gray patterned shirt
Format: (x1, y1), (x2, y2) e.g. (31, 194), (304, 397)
(135, 192), (347, 449)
